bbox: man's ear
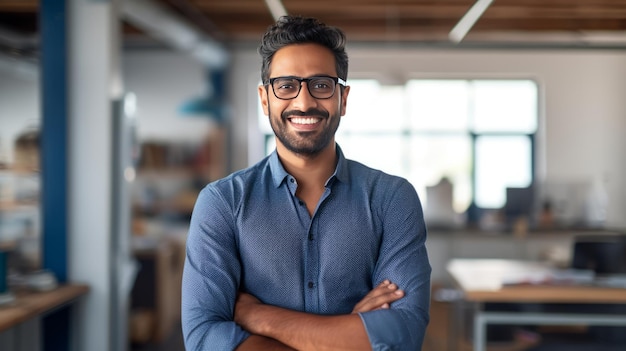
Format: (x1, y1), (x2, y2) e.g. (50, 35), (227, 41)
(259, 85), (269, 116)
(340, 85), (350, 117)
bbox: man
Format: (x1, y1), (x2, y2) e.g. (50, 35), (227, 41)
(182, 15), (431, 351)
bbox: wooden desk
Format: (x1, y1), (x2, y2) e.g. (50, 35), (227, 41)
(447, 259), (626, 351)
(0, 284), (89, 332)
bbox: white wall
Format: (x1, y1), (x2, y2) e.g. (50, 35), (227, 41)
(123, 50), (215, 143)
(230, 46), (626, 228)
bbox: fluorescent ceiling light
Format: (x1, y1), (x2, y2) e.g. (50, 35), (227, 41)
(449, 0), (494, 43)
(264, 0), (288, 21)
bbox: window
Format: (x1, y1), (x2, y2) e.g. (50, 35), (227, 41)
(259, 78), (538, 215)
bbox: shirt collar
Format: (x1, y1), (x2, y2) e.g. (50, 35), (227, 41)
(268, 144), (350, 188)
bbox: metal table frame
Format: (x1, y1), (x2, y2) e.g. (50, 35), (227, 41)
(447, 259), (626, 351)
(473, 311), (626, 351)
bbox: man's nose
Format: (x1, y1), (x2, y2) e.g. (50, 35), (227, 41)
(291, 81), (317, 109)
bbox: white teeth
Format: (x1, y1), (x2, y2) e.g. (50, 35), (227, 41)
(290, 117), (319, 125)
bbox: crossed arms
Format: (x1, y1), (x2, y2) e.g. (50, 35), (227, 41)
(182, 178), (431, 351)
(234, 280), (405, 351)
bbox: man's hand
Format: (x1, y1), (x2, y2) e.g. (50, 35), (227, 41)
(352, 280), (404, 313)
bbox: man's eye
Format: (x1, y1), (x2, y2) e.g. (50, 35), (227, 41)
(311, 79), (333, 90)
(277, 81), (296, 90)
(312, 83), (330, 89)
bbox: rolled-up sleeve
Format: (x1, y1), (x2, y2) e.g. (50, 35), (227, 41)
(181, 185), (250, 350)
(360, 179), (431, 350)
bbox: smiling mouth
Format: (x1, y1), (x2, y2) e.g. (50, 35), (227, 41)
(289, 117), (322, 125)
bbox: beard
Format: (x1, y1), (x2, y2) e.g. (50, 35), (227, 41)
(268, 105), (341, 157)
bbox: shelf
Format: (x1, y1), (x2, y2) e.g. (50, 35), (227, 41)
(0, 202), (39, 212)
(0, 284), (90, 332)
(0, 166), (40, 175)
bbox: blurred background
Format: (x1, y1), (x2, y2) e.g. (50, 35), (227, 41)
(1, 0), (626, 350)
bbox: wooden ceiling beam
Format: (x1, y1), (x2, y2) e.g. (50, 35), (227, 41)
(0, 1), (38, 13)
(2, 0), (626, 44)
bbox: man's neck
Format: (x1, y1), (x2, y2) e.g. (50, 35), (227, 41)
(276, 143), (337, 187)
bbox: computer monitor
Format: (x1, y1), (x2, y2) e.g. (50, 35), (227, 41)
(572, 234), (626, 274)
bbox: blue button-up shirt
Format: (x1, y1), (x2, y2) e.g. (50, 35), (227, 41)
(182, 145), (431, 351)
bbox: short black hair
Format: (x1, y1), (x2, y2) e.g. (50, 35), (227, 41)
(258, 15), (349, 84)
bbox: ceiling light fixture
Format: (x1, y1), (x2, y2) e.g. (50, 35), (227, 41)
(122, 0), (228, 68)
(264, 0), (288, 21)
(449, 0), (494, 43)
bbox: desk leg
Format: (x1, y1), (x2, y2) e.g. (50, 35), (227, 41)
(450, 299), (484, 351)
(43, 306), (70, 351)
(473, 309), (487, 351)
(448, 298), (462, 351)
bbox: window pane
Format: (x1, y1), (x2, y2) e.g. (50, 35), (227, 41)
(406, 80), (470, 132)
(337, 134), (405, 177)
(472, 80), (538, 133)
(475, 136), (532, 208)
(341, 80), (404, 133)
(409, 135), (472, 213)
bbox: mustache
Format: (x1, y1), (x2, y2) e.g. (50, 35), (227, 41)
(282, 108), (329, 120)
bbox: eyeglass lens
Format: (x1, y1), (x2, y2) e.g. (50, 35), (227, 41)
(271, 76), (337, 100)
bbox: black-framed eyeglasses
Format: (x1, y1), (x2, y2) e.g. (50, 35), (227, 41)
(266, 75), (346, 100)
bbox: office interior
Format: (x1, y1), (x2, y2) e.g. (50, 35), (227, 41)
(1, 1), (626, 350)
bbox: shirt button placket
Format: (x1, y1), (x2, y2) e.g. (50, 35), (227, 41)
(304, 219), (319, 312)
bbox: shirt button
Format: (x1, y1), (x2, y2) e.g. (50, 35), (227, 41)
(308, 281), (314, 289)
(290, 178), (295, 183)
(299, 200), (305, 206)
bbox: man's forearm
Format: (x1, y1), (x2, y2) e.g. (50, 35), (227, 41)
(239, 303), (371, 351)
(235, 335), (297, 351)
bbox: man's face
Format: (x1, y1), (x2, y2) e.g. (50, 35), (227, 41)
(258, 43), (349, 157)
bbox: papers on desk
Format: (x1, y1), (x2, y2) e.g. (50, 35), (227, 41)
(448, 259), (626, 292)
(501, 268), (595, 286)
(502, 269), (626, 288)
(594, 274), (626, 288)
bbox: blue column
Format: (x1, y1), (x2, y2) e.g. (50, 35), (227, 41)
(40, 0), (68, 282)
(40, 1), (69, 350)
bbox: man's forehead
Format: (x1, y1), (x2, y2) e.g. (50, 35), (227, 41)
(269, 43), (337, 76)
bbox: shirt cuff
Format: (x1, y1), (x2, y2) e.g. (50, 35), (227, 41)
(358, 309), (416, 351)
